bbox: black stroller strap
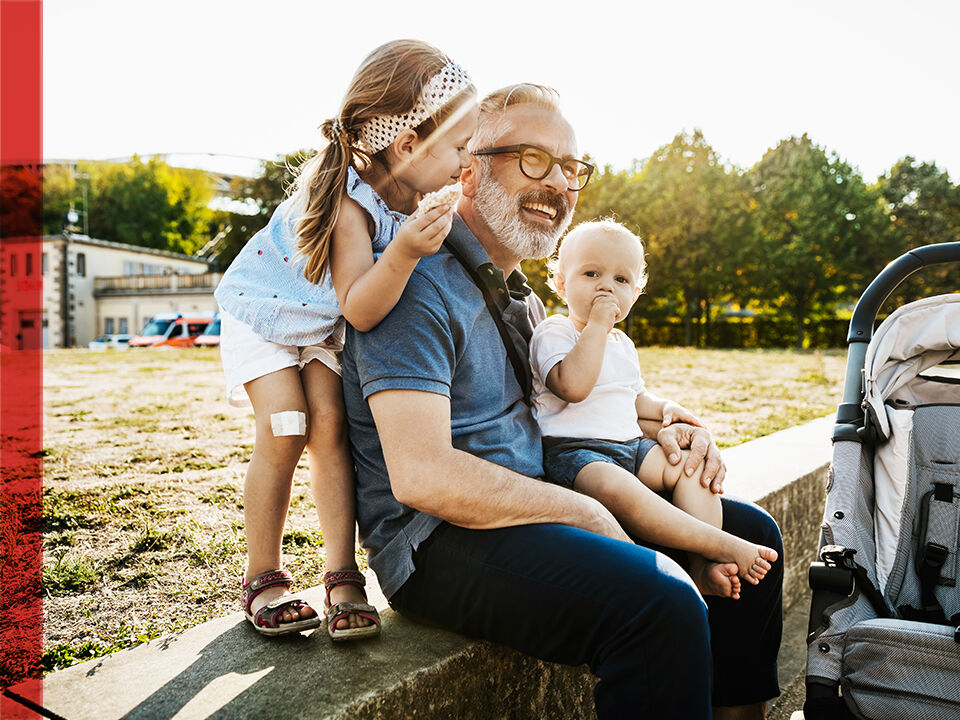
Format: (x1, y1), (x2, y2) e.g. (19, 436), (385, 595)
(900, 482), (957, 625)
(442, 239), (533, 406)
(820, 546), (893, 619)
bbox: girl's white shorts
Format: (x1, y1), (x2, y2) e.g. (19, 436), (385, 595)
(219, 310), (342, 407)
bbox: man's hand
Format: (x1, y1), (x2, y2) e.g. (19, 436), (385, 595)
(657, 422), (726, 494)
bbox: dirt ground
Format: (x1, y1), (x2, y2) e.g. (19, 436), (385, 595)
(40, 345), (846, 672)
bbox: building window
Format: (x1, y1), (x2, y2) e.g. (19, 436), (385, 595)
(26, 253), (33, 276)
(105, 318), (115, 334)
(119, 317), (128, 333)
(41, 252), (48, 275)
(77, 253), (86, 277)
(10, 254), (16, 276)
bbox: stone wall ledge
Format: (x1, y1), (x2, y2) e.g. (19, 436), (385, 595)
(18, 416), (834, 720)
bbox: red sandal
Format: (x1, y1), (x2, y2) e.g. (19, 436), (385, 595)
(241, 569), (323, 636)
(323, 569), (382, 641)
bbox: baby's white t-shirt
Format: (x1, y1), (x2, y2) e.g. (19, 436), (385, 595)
(529, 314), (645, 442)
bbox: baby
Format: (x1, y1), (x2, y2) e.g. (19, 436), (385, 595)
(530, 219), (778, 598)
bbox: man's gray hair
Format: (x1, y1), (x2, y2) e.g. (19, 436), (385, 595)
(469, 83), (562, 152)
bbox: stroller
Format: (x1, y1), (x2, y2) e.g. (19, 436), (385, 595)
(804, 242), (960, 720)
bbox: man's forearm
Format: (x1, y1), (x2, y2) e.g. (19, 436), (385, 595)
(397, 443), (609, 531)
(369, 389), (628, 541)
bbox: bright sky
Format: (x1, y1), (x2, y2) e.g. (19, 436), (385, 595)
(43, 0), (960, 183)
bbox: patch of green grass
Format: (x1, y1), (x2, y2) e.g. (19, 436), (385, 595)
(703, 400), (742, 413)
(41, 623), (164, 674)
(102, 415), (160, 431)
(179, 522), (245, 567)
(199, 484), (239, 504)
(736, 404), (833, 444)
(46, 397), (95, 409)
(127, 450), (163, 464)
(121, 568), (158, 588)
(43, 550), (98, 594)
(93, 463), (128, 478)
(156, 459), (227, 474)
(289, 492), (307, 508)
(129, 525), (175, 553)
(42, 485), (156, 530)
(282, 529), (323, 548)
(797, 371), (831, 385)
(45, 531), (77, 549)
(224, 444), (254, 462)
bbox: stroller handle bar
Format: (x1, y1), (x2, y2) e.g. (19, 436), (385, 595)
(835, 241), (960, 438)
(848, 241), (960, 343)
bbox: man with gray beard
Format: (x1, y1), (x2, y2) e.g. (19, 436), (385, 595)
(341, 84), (782, 720)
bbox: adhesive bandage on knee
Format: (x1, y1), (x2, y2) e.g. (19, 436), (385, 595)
(270, 410), (306, 437)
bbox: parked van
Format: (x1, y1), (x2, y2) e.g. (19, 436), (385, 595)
(193, 313), (221, 347)
(129, 312), (214, 348)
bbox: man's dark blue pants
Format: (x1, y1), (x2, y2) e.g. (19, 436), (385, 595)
(389, 495), (783, 719)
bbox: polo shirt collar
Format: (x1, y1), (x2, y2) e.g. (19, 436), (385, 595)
(446, 215), (533, 304)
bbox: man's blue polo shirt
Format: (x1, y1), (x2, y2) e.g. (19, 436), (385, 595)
(341, 216), (545, 599)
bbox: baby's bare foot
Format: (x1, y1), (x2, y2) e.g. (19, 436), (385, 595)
(727, 539), (778, 585)
(689, 558), (742, 599)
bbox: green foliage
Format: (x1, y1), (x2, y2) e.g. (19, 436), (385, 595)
(42, 157), (215, 255)
(745, 135), (893, 347)
(282, 528), (325, 547)
(42, 624), (163, 674)
(874, 157), (960, 306)
(635, 131), (755, 345)
(212, 150), (315, 269)
(1, 166), (42, 237)
(43, 549), (98, 594)
(570, 133), (756, 346)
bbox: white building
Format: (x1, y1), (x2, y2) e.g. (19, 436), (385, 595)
(1, 234), (218, 349)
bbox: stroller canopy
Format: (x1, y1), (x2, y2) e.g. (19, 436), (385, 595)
(863, 293), (960, 441)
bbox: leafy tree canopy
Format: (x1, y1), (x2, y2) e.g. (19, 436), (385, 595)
(42, 157), (215, 256)
(747, 134), (893, 347)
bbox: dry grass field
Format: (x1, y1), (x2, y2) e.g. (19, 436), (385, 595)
(40, 345), (847, 673)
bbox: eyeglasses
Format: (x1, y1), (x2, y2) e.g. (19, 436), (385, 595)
(472, 144), (594, 191)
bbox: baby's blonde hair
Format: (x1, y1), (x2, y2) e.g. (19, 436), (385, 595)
(547, 219), (648, 297)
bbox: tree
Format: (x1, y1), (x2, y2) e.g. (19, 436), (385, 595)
(41, 157), (215, 255)
(633, 131), (752, 346)
(747, 135), (892, 348)
(211, 150), (314, 269)
(1, 166), (42, 237)
(874, 157), (960, 304)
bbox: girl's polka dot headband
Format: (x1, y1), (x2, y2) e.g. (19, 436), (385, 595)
(357, 62), (473, 155)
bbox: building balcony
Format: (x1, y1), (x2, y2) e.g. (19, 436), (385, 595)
(93, 272), (222, 296)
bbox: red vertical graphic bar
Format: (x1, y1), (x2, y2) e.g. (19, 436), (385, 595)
(1, 1), (44, 718)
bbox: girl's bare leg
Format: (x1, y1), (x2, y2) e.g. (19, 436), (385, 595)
(243, 366), (316, 623)
(638, 447), (778, 590)
(300, 359), (371, 630)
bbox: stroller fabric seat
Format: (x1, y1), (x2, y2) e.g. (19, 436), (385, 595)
(806, 291), (960, 720)
(863, 294), (960, 589)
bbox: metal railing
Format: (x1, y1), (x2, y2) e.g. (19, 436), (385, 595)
(93, 272), (222, 294)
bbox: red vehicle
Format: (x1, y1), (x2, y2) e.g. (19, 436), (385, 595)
(193, 313), (221, 347)
(129, 312), (214, 348)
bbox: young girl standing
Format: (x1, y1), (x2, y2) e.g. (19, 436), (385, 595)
(215, 39), (477, 640)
